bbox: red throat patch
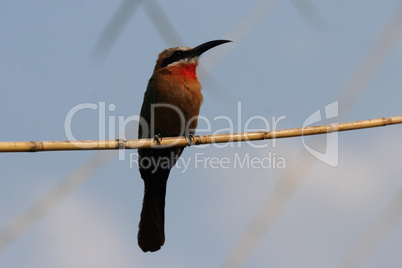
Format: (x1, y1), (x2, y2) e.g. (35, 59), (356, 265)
(171, 63), (198, 80)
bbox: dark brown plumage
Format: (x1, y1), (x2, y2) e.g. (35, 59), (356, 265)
(137, 40), (231, 252)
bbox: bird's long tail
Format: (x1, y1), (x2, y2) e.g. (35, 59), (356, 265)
(137, 147), (182, 252)
(138, 172), (168, 252)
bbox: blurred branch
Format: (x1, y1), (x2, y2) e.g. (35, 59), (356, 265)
(338, 1), (402, 119)
(89, 0), (140, 64)
(1, 115), (401, 153)
(290, 0), (325, 30)
(337, 185), (402, 268)
(223, 3), (402, 265)
(0, 151), (116, 252)
(141, 0), (184, 46)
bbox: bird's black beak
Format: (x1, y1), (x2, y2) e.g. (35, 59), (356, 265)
(160, 40), (232, 68)
(190, 40), (232, 58)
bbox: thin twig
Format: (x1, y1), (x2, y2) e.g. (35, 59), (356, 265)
(1, 115), (401, 153)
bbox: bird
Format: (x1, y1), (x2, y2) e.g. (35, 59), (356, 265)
(137, 40), (231, 252)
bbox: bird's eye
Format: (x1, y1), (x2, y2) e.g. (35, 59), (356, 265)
(161, 50), (187, 67)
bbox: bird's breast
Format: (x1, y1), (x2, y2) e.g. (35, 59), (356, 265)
(151, 65), (203, 137)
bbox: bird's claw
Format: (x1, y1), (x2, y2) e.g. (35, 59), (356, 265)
(186, 132), (195, 146)
(153, 134), (163, 145)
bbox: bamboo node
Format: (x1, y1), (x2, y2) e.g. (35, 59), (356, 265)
(116, 139), (127, 149)
(29, 141), (38, 152)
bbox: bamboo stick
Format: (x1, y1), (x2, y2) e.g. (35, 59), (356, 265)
(1, 115), (401, 153)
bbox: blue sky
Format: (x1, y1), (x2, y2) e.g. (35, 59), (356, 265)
(1, 1), (402, 267)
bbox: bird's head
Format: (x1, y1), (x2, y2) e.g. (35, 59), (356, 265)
(153, 40), (232, 72)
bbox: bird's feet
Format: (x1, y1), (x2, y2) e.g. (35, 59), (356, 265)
(186, 132), (195, 146)
(153, 134), (163, 145)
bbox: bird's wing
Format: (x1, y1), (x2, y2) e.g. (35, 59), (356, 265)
(139, 78), (158, 139)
